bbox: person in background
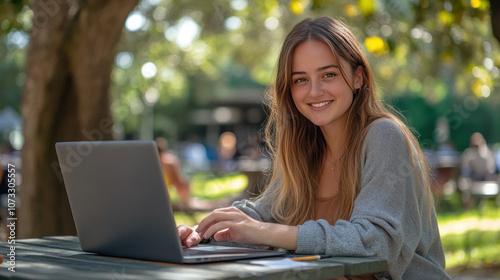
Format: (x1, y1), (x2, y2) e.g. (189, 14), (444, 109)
(183, 135), (210, 173)
(460, 132), (497, 181)
(459, 133), (498, 208)
(155, 137), (191, 206)
(216, 132), (238, 173)
(178, 17), (450, 279)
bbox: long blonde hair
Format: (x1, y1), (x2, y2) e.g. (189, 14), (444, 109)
(263, 17), (432, 225)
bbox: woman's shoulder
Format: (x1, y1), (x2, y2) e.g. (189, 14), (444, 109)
(365, 117), (405, 143)
(361, 118), (412, 166)
(361, 117), (411, 160)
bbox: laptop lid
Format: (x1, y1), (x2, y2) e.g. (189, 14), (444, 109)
(55, 141), (285, 264)
(56, 140), (185, 263)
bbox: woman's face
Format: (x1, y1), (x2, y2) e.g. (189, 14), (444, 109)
(290, 39), (362, 129)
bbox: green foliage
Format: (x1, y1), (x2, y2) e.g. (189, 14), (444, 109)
(1, 0), (500, 149)
(106, 0), (500, 151)
(390, 93), (500, 151)
(0, 0), (29, 113)
(0, 0), (28, 36)
(389, 95), (437, 148)
(0, 51), (24, 111)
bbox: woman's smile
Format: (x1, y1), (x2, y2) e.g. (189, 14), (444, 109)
(309, 100), (333, 110)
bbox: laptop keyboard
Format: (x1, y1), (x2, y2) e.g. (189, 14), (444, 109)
(182, 245), (262, 256)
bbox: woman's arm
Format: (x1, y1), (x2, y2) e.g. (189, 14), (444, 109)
(162, 153), (191, 203)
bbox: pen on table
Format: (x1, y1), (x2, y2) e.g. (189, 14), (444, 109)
(291, 254), (332, 261)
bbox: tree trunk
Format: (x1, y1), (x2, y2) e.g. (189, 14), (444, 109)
(490, 0), (500, 42)
(19, 0), (138, 238)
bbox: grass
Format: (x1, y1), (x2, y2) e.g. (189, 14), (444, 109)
(169, 172), (248, 202)
(190, 172), (248, 200)
(436, 193), (500, 274)
(443, 230), (500, 269)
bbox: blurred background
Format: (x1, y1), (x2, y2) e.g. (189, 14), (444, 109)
(1, 0), (500, 277)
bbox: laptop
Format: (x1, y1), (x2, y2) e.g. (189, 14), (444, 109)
(55, 140), (285, 264)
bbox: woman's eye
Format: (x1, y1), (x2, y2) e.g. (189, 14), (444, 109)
(324, 73), (336, 78)
(294, 78), (306, 84)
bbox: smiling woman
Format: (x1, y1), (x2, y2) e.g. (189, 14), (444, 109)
(177, 17), (451, 280)
(290, 39), (361, 129)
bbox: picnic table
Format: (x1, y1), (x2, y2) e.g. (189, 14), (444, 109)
(0, 236), (388, 279)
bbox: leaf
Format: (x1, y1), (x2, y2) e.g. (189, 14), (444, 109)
(358, 0), (375, 17)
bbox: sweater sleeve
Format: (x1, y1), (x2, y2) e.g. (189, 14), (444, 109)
(231, 198), (275, 222)
(232, 181), (278, 223)
(295, 119), (446, 279)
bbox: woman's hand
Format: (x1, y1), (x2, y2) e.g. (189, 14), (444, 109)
(177, 225), (201, 247)
(195, 206), (264, 245)
(195, 206), (299, 250)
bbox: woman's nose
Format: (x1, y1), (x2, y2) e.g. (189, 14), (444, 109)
(309, 80), (324, 97)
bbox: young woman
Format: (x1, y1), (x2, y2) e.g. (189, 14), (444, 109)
(178, 17), (450, 279)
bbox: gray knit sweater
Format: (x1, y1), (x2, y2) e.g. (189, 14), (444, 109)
(232, 119), (450, 280)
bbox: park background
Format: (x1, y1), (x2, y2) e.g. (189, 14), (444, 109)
(1, 0), (500, 277)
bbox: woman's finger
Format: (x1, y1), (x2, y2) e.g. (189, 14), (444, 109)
(199, 220), (235, 240)
(184, 232), (201, 247)
(177, 225), (201, 247)
(177, 225), (192, 241)
(196, 207), (243, 236)
(213, 228), (232, 242)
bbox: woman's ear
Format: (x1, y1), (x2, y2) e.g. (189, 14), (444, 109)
(354, 66), (363, 91)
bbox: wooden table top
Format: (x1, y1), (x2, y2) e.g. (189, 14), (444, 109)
(0, 236), (387, 279)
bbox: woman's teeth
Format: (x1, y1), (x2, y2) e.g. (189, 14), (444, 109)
(311, 101), (332, 108)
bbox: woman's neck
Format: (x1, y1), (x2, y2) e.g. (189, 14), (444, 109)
(320, 120), (348, 161)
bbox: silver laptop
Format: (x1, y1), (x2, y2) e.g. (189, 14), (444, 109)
(55, 140), (285, 264)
